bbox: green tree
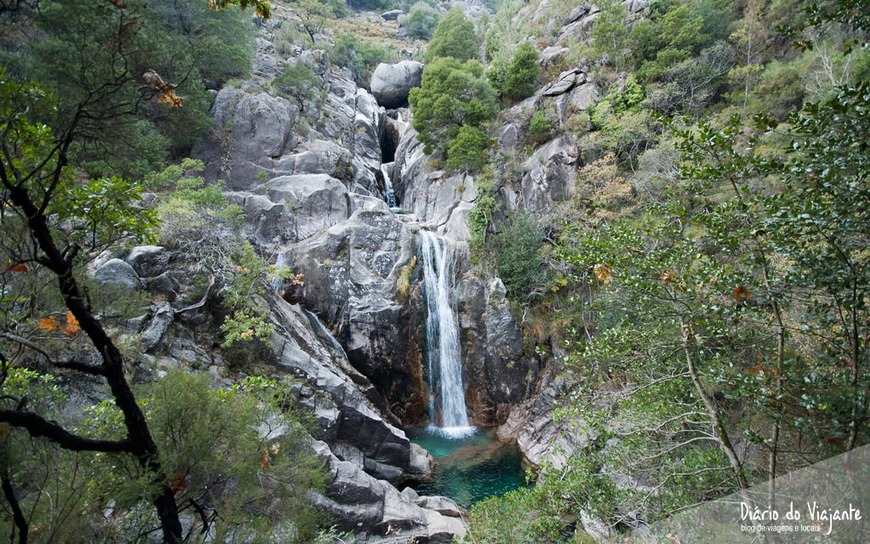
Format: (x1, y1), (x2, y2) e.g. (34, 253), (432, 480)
(424, 7), (479, 63)
(503, 41), (539, 102)
(446, 125), (491, 172)
(764, 85), (870, 449)
(0, 70), (184, 543)
(148, 0), (256, 88)
(408, 57), (498, 158)
(404, 1), (440, 40)
(7, 0), (257, 177)
(0, 2), (276, 542)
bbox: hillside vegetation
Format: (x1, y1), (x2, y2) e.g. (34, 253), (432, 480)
(1, 0), (868, 541)
(452, 0), (870, 540)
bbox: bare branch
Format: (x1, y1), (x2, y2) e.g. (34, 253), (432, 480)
(0, 410), (131, 453)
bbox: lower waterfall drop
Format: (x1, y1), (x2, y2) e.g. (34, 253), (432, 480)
(419, 230), (475, 438)
(381, 164), (397, 208)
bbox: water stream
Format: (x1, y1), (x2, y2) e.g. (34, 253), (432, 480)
(419, 231), (474, 438)
(381, 163), (397, 208)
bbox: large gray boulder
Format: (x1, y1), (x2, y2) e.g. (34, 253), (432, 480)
(459, 277), (535, 425)
(497, 368), (590, 469)
(93, 259), (142, 290)
(543, 68), (585, 96)
(371, 61), (424, 109)
(381, 8), (403, 20)
(311, 441), (466, 541)
(140, 303), (174, 352)
(228, 92), (299, 188)
(270, 297), (414, 482)
(126, 245), (170, 278)
(265, 174), (351, 240)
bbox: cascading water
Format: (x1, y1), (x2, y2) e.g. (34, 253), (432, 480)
(419, 230), (475, 438)
(381, 163), (397, 208)
(271, 252), (290, 292)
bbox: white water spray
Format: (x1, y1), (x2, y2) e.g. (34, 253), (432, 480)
(419, 231), (474, 438)
(381, 163), (397, 208)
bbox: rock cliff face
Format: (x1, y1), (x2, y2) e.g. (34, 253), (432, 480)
(181, 3), (552, 538)
(181, 0), (624, 533)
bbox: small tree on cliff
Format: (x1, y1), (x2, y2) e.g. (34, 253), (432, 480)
(409, 57), (498, 164)
(424, 7), (479, 63)
(504, 41), (539, 102)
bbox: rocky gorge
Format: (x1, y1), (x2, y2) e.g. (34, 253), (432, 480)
(28, 0), (612, 540)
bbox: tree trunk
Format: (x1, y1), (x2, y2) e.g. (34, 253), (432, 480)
(681, 320), (749, 489)
(4, 183), (183, 543)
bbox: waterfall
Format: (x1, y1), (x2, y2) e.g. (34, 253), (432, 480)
(419, 230), (474, 438)
(381, 163), (397, 208)
(272, 252), (290, 292)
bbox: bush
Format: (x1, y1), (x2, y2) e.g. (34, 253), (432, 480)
(503, 41), (539, 101)
(273, 63), (322, 112)
(446, 125), (491, 172)
(528, 110), (554, 145)
(490, 211), (547, 299)
(424, 7), (479, 63)
(404, 2), (440, 40)
(330, 31), (397, 86)
(409, 57), (498, 158)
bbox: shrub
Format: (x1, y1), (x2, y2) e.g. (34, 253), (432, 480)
(424, 7), (479, 63)
(503, 41), (539, 101)
(446, 125), (491, 172)
(490, 211), (547, 299)
(409, 57), (498, 158)
(404, 2), (440, 40)
(527, 110), (554, 145)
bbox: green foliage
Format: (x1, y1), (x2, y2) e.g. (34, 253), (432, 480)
(404, 2), (440, 40)
(11, 0), (256, 176)
(1, 371), (326, 542)
(274, 62), (322, 111)
(446, 125), (491, 172)
(61, 175), (160, 248)
(490, 211), (547, 299)
(150, 162), (284, 349)
(502, 41), (539, 101)
(148, 372), (325, 540)
(468, 172), (498, 266)
(527, 110), (554, 145)
(588, 79), (658, 170)
(645, 41), (736, 115)
(589, 0), (633, 71)
(148, 0), (255, 87)
(424, 7), (479, 63)
(408, 57), (498, 158)
(330, 31), (397, 86)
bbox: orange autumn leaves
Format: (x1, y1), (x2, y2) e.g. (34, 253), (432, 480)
(141, 70), (184, 108)
(38, 312), (81, 336)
